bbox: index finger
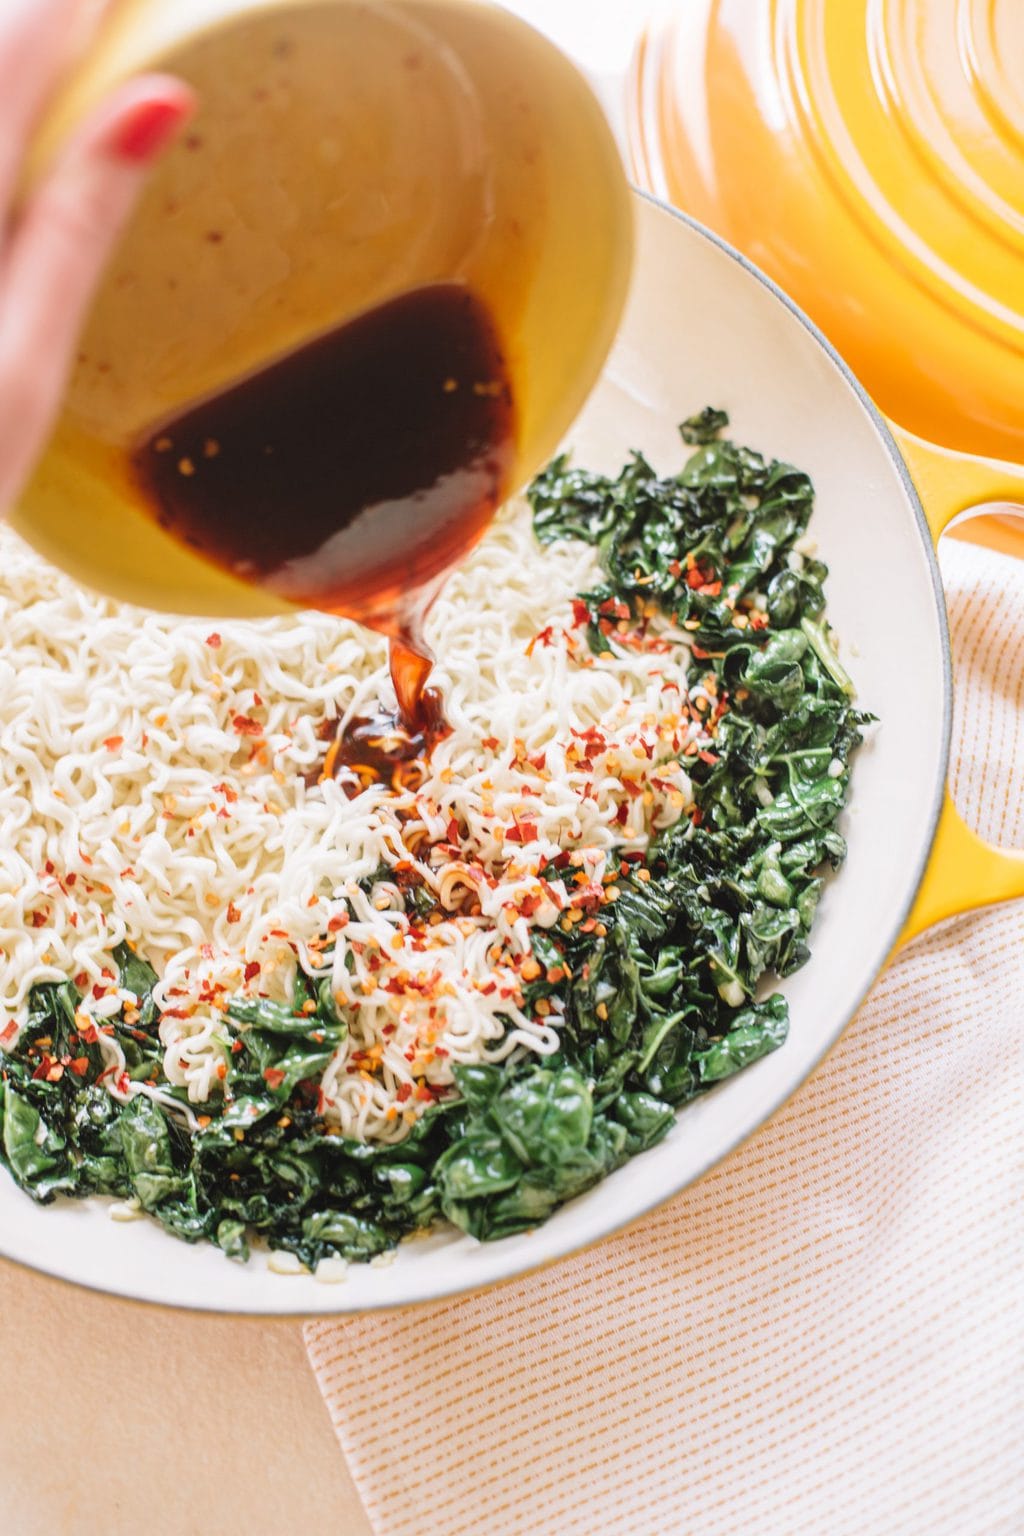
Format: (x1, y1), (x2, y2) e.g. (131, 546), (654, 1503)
(0, 0), (104, 221)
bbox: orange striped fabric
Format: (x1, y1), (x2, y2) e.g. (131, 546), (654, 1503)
(306, 538), (1024, 1536)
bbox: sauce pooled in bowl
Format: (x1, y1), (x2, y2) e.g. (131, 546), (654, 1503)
(131, 282), (516, 782)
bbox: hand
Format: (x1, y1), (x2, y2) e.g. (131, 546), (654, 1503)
(0, 0), (193, 511)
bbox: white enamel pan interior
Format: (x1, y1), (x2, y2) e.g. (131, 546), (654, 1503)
(0, 192), (948, 1313)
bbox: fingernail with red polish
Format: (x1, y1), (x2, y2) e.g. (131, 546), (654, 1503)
(109, 99), (190, 164)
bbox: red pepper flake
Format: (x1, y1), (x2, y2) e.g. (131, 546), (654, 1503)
(69, 1056), (90, 1077)
(29, 910), (48, 929)
(226, 902), (241, 924)
(446, 816), (459, 844)
(103, 735), (124, 751)
(253, 692), (264, 708)
(232, 714), (263, 737)
(668, 559), (682, 579)
(115, 1072), (130, 1094)
(80, 1023), (99, 1045)
(396, 1082), (413, 1103)
(243, 960), (261, 983)
(480, 735), (499, 751)
(0, 1021), (18, 1046)
(698, 750), (719, 765)
(263, 1067), (286, 1089)
(570, 598), (590, 628)
(526, 625), (554, 657)
(327, 914), (349, 933)
(205, 632), (222, 648)
(506, 819), (538, 845)
(615, 802), (629, 826)
(749, 609), (770, 631)
(231, 1039), (244, 1054)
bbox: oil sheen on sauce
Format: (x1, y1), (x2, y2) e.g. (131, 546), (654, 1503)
(131, 283), (515, 787)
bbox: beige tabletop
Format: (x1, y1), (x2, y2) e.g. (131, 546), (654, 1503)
(1, 1256), (371, 1535)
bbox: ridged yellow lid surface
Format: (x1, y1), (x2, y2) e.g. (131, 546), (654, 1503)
(629, 0), (1024, 467)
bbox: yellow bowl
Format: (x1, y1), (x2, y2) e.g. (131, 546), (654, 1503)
(17, 0), (633, 616)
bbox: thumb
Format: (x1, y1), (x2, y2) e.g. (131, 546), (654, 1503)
(0, 75), (194, 504)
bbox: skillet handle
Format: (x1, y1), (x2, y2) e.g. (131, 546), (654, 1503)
(889, 426), (1024, 944)
(900, 793), (1024, 943)
(892, 426), (1024, 543)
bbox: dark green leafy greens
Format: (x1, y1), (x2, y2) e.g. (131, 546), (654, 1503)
(0, 954), (453, 1263)
(0, 412), (867, 1264)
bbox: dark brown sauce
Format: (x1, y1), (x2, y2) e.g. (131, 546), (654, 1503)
(315, 688), (451, 799)
(132, 283), (515, 778)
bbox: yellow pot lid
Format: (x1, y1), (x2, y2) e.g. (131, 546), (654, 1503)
(628, 0), (1024, 469)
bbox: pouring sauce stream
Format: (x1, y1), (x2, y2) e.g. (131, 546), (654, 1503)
(131, 282), (515, 786)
